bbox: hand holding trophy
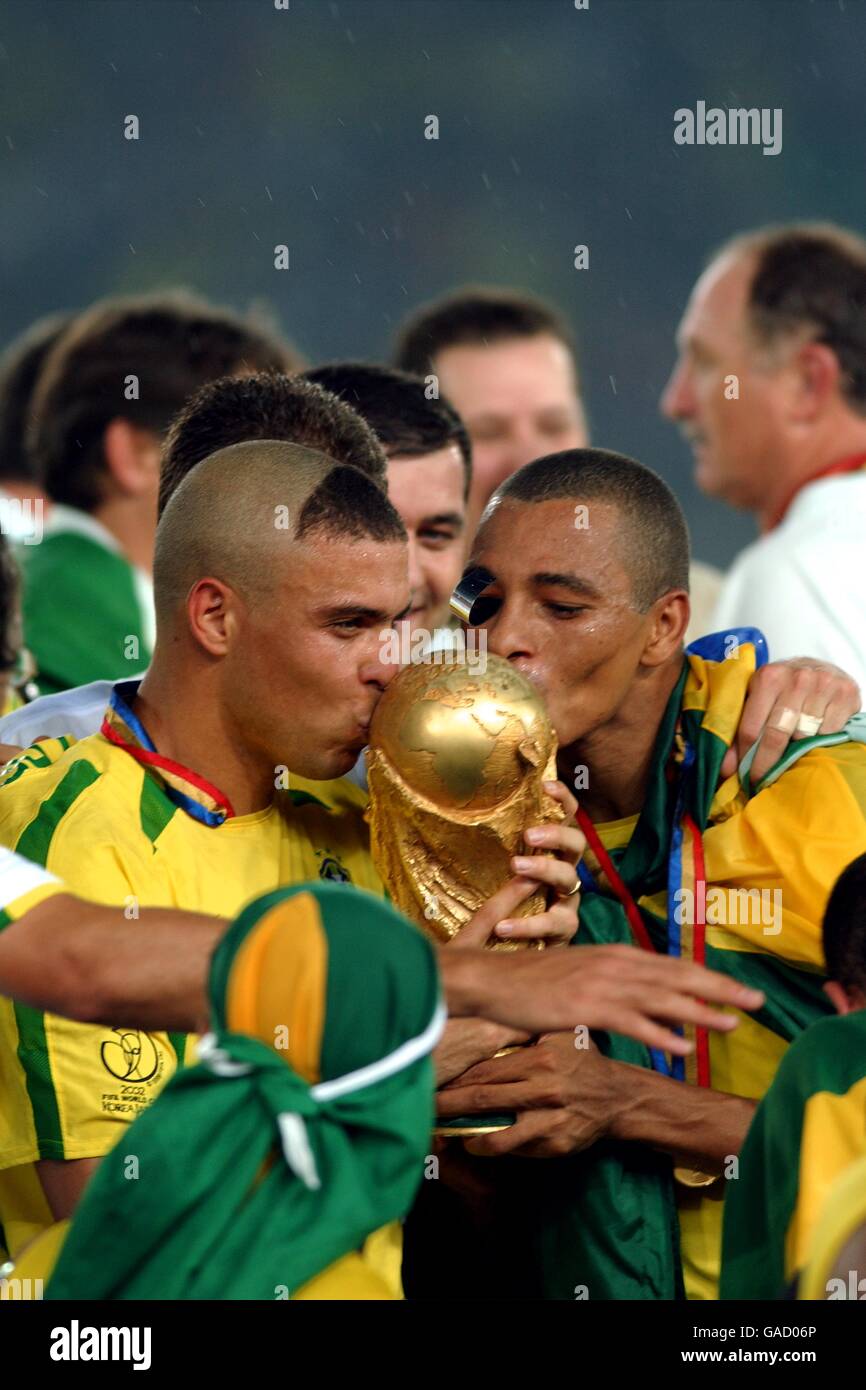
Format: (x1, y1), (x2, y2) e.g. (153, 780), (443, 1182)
(366, 651), (575, 1134)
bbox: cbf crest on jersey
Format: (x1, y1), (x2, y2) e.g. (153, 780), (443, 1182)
(316, 851), (351, 883)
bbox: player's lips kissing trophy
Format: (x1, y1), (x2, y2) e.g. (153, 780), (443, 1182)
(365, 651), (564, 1135)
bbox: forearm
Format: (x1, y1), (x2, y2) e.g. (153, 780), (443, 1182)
(37, 1157), (100, 1221)
(88, 908), (224, 1031)
(434, 1016), (528, 1086)
(607, 1059), (756, 1168)
(0, 896), (224, 1031)
(436, 946), (491, 1017)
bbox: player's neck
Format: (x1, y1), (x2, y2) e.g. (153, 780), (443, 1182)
(755, 419), (866, 531)
(134, 662), (275, 817)
(557, 658), (683, 823)
(92, 495), (157, 575)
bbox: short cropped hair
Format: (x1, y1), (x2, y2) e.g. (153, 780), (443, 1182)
(823, 854), (866, 996)
(29, 291), (296, 512)
(498, 448), (690, 610)
(159, 371), (387, 516)
(394, 285), (577, 379)
(303, 362), (471, 498)
(154, 442), (405, 625)
(719, 223), (866, 414)
(0, 313), (74, 484)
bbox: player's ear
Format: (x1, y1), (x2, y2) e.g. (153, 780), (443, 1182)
(788, 340), (840, 423)
(823, 979), (854, 1016)
(186, 578), (242, 656)
(103, 420), (161, 499)
(641, 590), (690, 667)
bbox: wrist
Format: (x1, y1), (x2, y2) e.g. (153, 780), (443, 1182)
(604, 1059), (644, 1142)
(436, 947), (490, 1018)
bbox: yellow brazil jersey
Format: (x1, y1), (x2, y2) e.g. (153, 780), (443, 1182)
(5, 1219), (399, 1300)
(798, 1157), (866, 1302)
(721, 1010), (866, 1299)
(0, 730), (382, 1263)
(0, 843), (69, 1263)
(0, 842), (66, 927)
(595, 741), (866, 1302)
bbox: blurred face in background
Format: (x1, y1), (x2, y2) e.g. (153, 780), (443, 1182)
(433, 333), (588, 532)
(661, 252), (794, 513)
(385, 442), (466, 636)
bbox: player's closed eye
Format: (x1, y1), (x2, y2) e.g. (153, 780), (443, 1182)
(544, 602), (587, 619)
(331, 618), (365, 634)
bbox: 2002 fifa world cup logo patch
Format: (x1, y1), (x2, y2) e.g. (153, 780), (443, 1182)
(100, 1029), (160, 1083)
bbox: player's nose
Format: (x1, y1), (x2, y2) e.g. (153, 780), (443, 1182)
(484, 599), (533, 664)
(661, 361), (693, 420)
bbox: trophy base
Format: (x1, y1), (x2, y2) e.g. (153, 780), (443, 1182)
(434, 1112), (515, 1137)
(433, 1044), (524, 1136)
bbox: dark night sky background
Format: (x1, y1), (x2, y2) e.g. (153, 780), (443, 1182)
(1, 0), (864, 568)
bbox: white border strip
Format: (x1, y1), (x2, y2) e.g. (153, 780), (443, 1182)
(312, 998), (447, 1103)
(0, 846), (60, 909)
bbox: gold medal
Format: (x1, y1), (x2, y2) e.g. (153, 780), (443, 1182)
(674, 1164), (720, 1189)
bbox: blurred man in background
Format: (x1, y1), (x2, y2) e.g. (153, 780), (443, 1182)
(305, 363), (470, 640)
(663, 223), (866, 689)
(0, 313), (72, 543)
(395, 288), (585, 538)
(0, 534), (28, 716)
(0, 318), (75, 706)
(20, 292), (296, 695)
(395, 286), (721, 638)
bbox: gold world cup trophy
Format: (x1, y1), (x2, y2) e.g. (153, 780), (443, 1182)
(366, 650), (564, 1135)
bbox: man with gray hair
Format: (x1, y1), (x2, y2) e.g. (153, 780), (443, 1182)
(663, 222), (866, 695)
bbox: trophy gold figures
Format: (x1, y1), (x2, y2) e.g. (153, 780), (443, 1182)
(366, 652), (564, 1134)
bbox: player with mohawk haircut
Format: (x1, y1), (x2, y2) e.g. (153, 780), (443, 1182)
(0, 438), (584, 1293)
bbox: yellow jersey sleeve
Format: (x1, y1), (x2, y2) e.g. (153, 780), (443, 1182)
(787, 1074), (866, 1280)
(703, 743), (866, 968)
(0, 737), (78, 792)
(677, 744), (866, 1303)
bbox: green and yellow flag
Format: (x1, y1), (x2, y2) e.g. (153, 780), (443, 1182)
(46, 881), (444, 1300)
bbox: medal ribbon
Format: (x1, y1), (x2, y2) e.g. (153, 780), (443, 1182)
(576, 770), (710, 1088)
(101, 680), (235, 827)
(685, 812), (711, 1089)
(765, 452), (866, 532)
(576, 810), (655, 953)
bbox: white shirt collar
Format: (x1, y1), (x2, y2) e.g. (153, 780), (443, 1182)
(46, 503), (124, 555)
